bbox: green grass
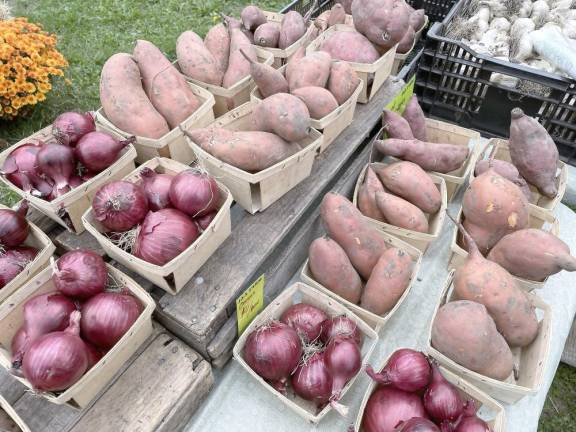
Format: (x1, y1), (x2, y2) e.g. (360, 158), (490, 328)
(540, 363), (576, 431)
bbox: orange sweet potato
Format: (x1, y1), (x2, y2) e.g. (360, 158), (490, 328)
(327, 61), (361, 104)
(319, 30), (381, 63)
(288, 51), (332, 91)
(337, 0), (353, 14)
(409, 9), (426, 31)
(204, 23), (230, 77)
(314, 11), (331, 33)
(100, 53), (170, 139)
(292, 86), (339, 119)
(402, 95), (427, 141)
(352, 0), (411, 49)
(285, 46), (306, 82)
(358, 166), (386, 222)
(254, 22), (280, 47)
(177, 31), (223, 86)
(279, 11), (307, 49)
(222, 16), (257, 88)
(375, 191), (429, 232)
(241, 49), (288, 97)
(474, 159), (532, 200)
(397, 26), (415, 54)
(383, 109), (414, 139)
(328, 4), (347, 26)
(252, 93), (312, 141)
(241, 5), (267, 31)
(309, 237), (363, 303)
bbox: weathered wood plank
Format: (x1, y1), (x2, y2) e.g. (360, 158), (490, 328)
(0, 369), (26, 405)
(53, 229), (105, 257)
(154, 78), (404, 358)
(27, 208), (59, 233)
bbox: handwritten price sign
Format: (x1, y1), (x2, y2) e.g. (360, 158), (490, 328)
(236, 275), (265, 335)
(385, 74), (416, 115)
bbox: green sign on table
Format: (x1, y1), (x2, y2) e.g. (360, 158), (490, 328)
(385, 74), (416, 115)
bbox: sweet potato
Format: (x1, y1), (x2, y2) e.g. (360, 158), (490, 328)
(475, 159), (532, 200)
(279, 11), (307, 49)
(361, 247), (413, 315)
(327, 61), (361, 104)
(241, 49), (288, 97)
(383, 109), (414, 139)
(358, 166), (386, 222)
(315, 11), (331, 32)
(409, 9), (426, 31)
(431, 300), (514, 380)
(319, 30), (381, 63)
(328, 4), (347, 26)
(254, 22), (280, 47)
(462, 168), (529, 253)
(397, 26), (415, 54)
(222, 16), (257, 88)
(241, 5), (267, 31)
(285, 46), (306, 82)
(288, 51), (332, 91)
(509, 108), (559, 198)
(373, 161), (441, 213)
(100, 53), (169, 139)
(204, 23), (230, 77)
(488, 229), (576, 281)
(337, 0), (353, 14)
(292, 87), (338, 119)
(320, 192), (389, 279)
(252, 93), (311, 141)
(375, 191), (429, 232)
(185, 127), (300, 172)
(451, 217), (539, 347)
(309, 237), (363, 303)
(352, 0), (411, 49)
(402, 95), (427, 141)
(375, 138), (469, 173)
(177, 31), (223, 86)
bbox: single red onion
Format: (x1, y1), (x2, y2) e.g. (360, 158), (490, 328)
(22, 310), (88, 391)
(68, 175), (84, 189)
(279, 303), (328, 343)
(75, 132), (134, 173)
(53, 250), (107, 299)
(424, 362), (465, 424)
(292, 351), (333, 407)
(85, 343), (104, 370)
(140, 168), (173, 211)
(366, 349), (431, 392)
(320, 316), (363, 347)
(82, 171), (96, 182)
(52, 112), (95, 146)
(243, 320), (302, 392)
(195, 211), (217, 231)
(1, 144), (47, 195)
(396, 418), (440, 432)
(324, 336), (361, 400)
(133, 208), (199, 266)
(81, 291), (142, 349)
(169, 170), (220, 217)
(445, 401), (491, 432)
(36, 144), (75, 193)
(0, 201), (29, 248)
(362, 386), (428, 432)
(0, 246), (38, 289)
(92, 181), (148, 232)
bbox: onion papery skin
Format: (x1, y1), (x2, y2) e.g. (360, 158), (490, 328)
(396, 417), (441, 432)
(243, 321), (302, 391)
(0, 246), (38, 289)
(140, 168), (173, 211)
(279, 303), (329, 343)
(68, 175), (84, 189)
(453, 416), (491, 432)
(53, 250), (107, 299)
(169, 170), (220, 218)
(324, 336), (361, 400)
(320, 316), (363, 347)
(85, 343), (104, 370)
(92, 181), (148, 232)
(1, 144), (47, 194)
(52, 112), (95, 146)
(75, 132), (133, 173)
(291, 352), (333, 407)
(424, 362), (465, 423)
(195, 211), (217, 231)
(81, 292), (142, 350)
(0, 202), (30, 248)
(133, 209), (199, 266)
(362, 386), (428, 432)
(22, 311), (88, 392)
(36, 144), (75, 192)
(366, 349), (431, 392)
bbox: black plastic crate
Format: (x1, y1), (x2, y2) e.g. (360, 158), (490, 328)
(397, 44), (424, 82)
(281, 0), (335, 16)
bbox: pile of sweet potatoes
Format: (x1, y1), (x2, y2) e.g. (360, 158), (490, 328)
(100, 40), (201, 139)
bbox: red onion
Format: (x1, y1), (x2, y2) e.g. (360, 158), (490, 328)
(243, 320), (302, 392)
(279, 303), (328, 343)
(292, 351), (332, 406)
(366, 349), (431, 392)
(133, 208), (199, 266)
(1, 144), (47, 195)
(324, 336), (361, 400)
(195, 211), (217, 231)
(92, 181), (148, 232)
(424, 362), (465, 423)
(75, 132), (134, 173)
(320, 316), (363, 347)
(0, 201), (29, 248)
(169, 170), (220, 217)
(447, 401), (491, 432)
(68, 175), (84, 188)
(81, 291), (142, 349)
(0, 246), (38, 289)
(362, 386), (428, 432)
(52, 112), (95, 146)
(36, 144), (75, 193)
(22, 310), (88, 391)
(53, 250), (107, 299)
(82, 171), (96, 182)
(140, 168), (173, 211)
(396, 418), (440, 432)
(85, 343), (104, 370)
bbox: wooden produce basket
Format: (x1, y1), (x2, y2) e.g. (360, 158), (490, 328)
(448, 204), (560, 291)
(0, 127), (137, 234)
(469, 138), (567, 212)
(307, 25), (397, 104)
(95, 82), (215, 164)
(0, 204), (56, 306)
(391, 16), (430, 75)
(184, 47), (274, 118)
(82, 157), (233, 295)
(0, 263), (155, 408)
(185, 102), (322, 214)
(300, 234), (422, 330)
(0, 393), (30, 432)
(353, 349), (506, 432)
(427, 270), (551, 404)
(352, 161), (447, 253)
(370, 118), (482, 201)
(233, 282), (378, 424)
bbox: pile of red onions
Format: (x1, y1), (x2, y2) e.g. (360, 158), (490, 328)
(10, 249), (143, 393)
(91, 168), (221, 267)
(0, 111), (132, 201)
(0, 201), (38, 290)
(362, 349), (492, 432)
(243, 305), (364, 415)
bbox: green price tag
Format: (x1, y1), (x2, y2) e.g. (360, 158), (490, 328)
(236, 274), (265, 335)
(385, 74), (416, 114)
